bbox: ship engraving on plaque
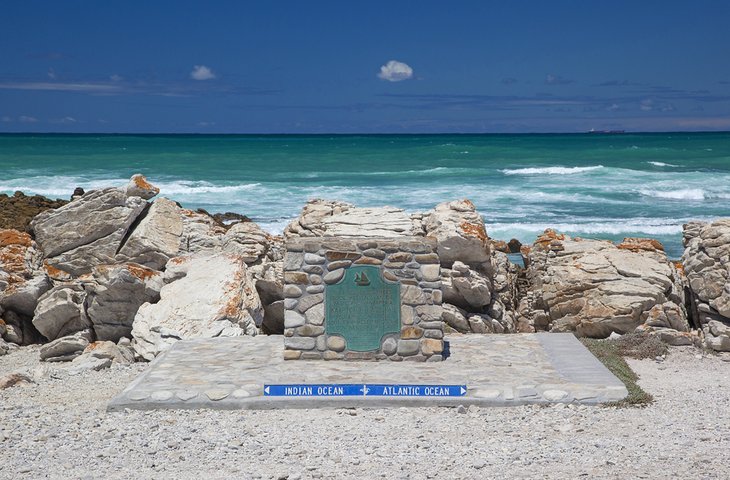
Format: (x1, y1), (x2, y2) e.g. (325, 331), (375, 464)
(325, 265), (400, 352)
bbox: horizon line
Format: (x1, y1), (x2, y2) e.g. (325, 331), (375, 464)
(1, 130), (730, 136)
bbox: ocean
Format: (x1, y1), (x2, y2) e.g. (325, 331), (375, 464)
(2, 133), (729, 259)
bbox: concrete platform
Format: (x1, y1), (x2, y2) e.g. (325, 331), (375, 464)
(108, 333), (627, 411)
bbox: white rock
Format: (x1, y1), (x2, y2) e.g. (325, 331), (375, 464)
(33, 285), (90, 341)
(131, 253), (261, 360)
(85, 263), (164, 341)
(116, 197), (182, 270)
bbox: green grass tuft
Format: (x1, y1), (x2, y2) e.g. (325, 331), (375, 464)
(581, 333), (661, 407)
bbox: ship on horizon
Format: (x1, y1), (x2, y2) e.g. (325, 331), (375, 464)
(587, 128), (626, 134)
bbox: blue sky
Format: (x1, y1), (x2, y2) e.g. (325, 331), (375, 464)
(1, 1), (729, 133)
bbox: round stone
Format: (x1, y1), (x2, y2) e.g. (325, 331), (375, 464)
(382, 337), (398, 355)
(150, 390), (173, 402)
(323, 268), (345, 284)
(326, 335), (346, 352)
(421, 264), (440, 282)
(283, 285), (303, 298)
(205, 389), (232, 401)
(175, 390), (199, 401)
(304, 253), (326, 265)
(543, 389), (569, 401)
(232, 389), (252, 398)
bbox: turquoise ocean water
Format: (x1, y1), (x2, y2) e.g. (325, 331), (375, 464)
(2, 133), (729, 259)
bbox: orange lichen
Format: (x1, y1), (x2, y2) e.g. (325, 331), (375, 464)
(43, 261), (72, 280)
(460, 221), (488, 243)
(169, 256), (188, 265)
(0, 229), (32, 248)
(617, 237), (665, 253)
(491, 240), (509, 253)
(125, 263), (157, 281)
(673, 261), (685, 276)
(461, 199), (476, 210)
(133, 175), (158, 192)
(85, 341), (104, 351)
(534, 229), (565, 250)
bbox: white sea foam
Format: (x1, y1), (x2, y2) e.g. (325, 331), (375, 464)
(647, 161), (679, 167)
(500, 165), (604, 176)
(487, 220), (684, 236)
(154, 181), (261, 195)
(639, 188), (706, 200)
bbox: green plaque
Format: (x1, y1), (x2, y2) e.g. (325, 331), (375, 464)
(325, 265), (400, 352)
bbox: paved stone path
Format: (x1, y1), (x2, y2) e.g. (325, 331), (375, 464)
(108, 333), (627, 411)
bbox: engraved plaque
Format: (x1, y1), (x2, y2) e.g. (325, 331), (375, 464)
(325, 265), (400, 352)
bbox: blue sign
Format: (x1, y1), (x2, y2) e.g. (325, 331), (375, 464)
(263, 384), (467, 397)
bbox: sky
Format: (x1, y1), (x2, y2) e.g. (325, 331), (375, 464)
(1, 1), (729, 133)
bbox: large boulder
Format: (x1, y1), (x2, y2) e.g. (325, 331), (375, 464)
(284, 199), (421, 238)
(517, 231), (687, 338)
(39, 329), (93, 362)
(30, 180), (152, 276)
(115, 197), (183, 270)
(422, 200), (491, 267)
(682, 219), (730, 351)
(222, 221), (272, 264)
(32, 284), (91, 341)
(0, 229), (50, 316)
(131, 253), (261, 360)
(85, 263), (164, 341)
(442, 261), (492, 310)
(179, 209), (226, 253)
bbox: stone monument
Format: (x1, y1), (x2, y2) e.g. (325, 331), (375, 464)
(283, 237), (444, 361)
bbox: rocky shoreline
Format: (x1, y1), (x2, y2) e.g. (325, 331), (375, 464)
(1, 174), (729, 371)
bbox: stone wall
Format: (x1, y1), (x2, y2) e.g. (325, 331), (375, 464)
(283, 237), (444, 361)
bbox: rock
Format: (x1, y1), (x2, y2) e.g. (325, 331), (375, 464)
(125, 174), (160, 200)
(131, 253), (261, 361)
(507, 238), (522, 254)
(0, 372), (33, 389)
(85, 263), (164, 341)
(116, 197), (182, 270)
(179, 209), (226, 253)
(0, 229), (51, 316)
(33, 284), (91, 341)
(1, 310), (30, 345)
(520, 231), (686, 338)
(422, 200), (490, 267)
(39, 329), (93, 361)
(467, 313), (492, 333)
(284, 199), (421, 238)
(222, 221), (272, 264)
(30, 184), (148, 276)
(72, 340), (135, 368)
(283, 199), (353, 237)
(442, 303), (470, 333)
(442, 261), (492, 310)
(262, 299), (285, 334)
(681, 219), (730, 351)
(0, 191), (67, 234)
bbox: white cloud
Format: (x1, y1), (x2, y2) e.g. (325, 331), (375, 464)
(48, 68), (56, 79)
(377, 60), (414, 82)
(1, 116), (12, 122)
(191, 65), (216, 80)
(19, 115), (38, 123)
(640, 99), (654, 111)
(607, 103), (620, 111)
(110, 74), (123, 82)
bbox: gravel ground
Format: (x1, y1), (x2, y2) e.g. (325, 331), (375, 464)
(1, 344), (729, 480)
